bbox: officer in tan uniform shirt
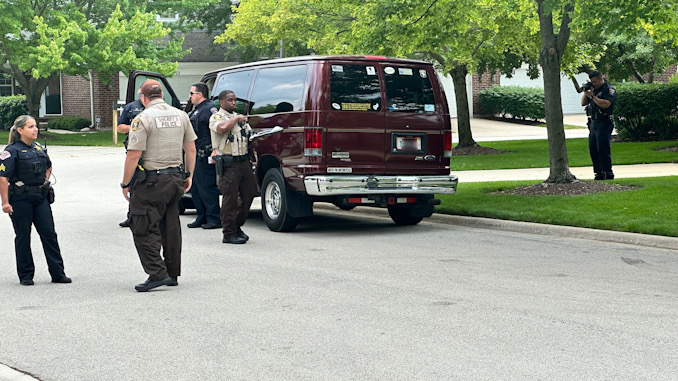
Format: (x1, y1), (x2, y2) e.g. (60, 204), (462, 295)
(209, 90), (257, 244)
(121, 79), (197, 292)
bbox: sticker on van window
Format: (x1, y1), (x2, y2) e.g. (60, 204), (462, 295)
(424, 104), (435, 112)
(366, 66), (376, 75)
(384, 67), (396, 75)
(419, 70), (427, 78)
(373, 103), (380, 111)
(341, 103), (371, 111)
(398, 68), (413, 76)
(332, 103), (341, 110)
(332, 65), (343, 72)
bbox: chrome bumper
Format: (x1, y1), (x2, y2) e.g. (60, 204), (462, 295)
(304, 175), (458, 196)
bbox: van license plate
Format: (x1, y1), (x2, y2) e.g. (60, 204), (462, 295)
(395, 136), (422, 153)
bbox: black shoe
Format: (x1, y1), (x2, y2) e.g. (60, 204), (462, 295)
(135, 277), (172, 292)
(51, 276), (72, 284)
(237, 228), (249, 242)
(20, 279), (34, 286)
(168, 276), (178, 287)
(119, 219), (130, 227)
(187, 220), (204, 228)
(223, 235), (247, 244)
(594, 173), (605, 180)
(202, 222), (222, 229)
(605, 173), (614, 180)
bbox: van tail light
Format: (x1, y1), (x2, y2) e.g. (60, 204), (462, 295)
(304, 127), (323, 157)
(444, 130), (452, 158)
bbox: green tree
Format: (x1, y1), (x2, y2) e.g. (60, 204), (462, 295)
(219, 0), (538, 148)
(0, 0), (188, 121)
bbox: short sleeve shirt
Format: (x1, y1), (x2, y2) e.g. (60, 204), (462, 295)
(188, 99), (218, 149)
(127, 99), (197, 170)
(591, 82), (617, 115)
(0, 140), (51, 185)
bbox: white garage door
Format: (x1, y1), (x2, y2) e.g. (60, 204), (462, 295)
(500, 66), (589, 114)
(437, 72), (474, 118)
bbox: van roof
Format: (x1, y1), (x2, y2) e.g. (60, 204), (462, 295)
(203, 55), (432, 77)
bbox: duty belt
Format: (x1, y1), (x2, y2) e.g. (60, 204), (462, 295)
(220, 154), (249, 162)
(12, 184), (43, 193)
(145, 166), (182, 176)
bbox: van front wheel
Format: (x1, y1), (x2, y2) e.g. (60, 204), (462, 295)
(262, 168), (299, 232)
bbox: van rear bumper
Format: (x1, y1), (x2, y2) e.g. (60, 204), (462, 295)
(303, 175), (458, 196)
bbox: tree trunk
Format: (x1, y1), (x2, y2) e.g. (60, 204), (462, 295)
(450, 65), (477, 148)
(9, 64), (52, 128)
(537, 0), (576, 183)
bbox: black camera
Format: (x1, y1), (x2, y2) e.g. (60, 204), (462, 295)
(582, 82), (594, 91)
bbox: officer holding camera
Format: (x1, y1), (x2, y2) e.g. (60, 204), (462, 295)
(0, 115), (70, 286)
(187, 83), (221, 229)
(581, 70), (617, 180)
(209, 90), (257, 244)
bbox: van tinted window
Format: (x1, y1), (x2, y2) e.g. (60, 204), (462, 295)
(330, 64), (381, 111)
(213, 70), (253, 114)
(249, 65), (307, 115)
(384, 67), (435, 113)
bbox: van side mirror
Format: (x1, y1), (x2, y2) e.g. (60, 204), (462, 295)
(249, 126), (283, 141)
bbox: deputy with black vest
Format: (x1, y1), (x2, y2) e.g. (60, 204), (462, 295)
(209, 90), (257, 244)
(0, 115), (71, 286)
(121, 80), (197, 292)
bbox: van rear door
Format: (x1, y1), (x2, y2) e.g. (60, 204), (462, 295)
(382, 64), (449, 175)
(325, 62), (386, 175)
(125, 70), (181, 109)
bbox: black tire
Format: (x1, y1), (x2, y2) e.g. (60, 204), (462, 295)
(387, 205), (424, 226)
(261, 168), (299, 232)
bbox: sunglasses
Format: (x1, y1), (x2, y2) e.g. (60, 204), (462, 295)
(190, 91), (200, 95)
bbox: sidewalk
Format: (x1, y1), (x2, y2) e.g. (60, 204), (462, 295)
(452, 115), (678, 181)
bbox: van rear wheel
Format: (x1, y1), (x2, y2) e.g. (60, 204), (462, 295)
(262, 168), (299, 232)
(387, 205), (424, 226)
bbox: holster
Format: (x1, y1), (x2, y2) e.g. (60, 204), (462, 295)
(214, 155), (233, 176)
(40, 182), (55, 204)
(135, 165), (147, 183)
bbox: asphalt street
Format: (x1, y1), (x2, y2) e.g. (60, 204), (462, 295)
(1, 118), (677, 380)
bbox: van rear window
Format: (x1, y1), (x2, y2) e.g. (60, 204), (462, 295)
(384, 67), (435, 113)
(330, 64), (381, 112)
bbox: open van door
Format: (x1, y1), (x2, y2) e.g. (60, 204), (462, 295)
(126, 70), (181, 109)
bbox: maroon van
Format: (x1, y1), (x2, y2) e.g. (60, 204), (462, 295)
(127, 55), (457, 232)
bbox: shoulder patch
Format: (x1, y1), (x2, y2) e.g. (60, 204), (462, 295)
(609, 88), (616, 95)
(0, 163), (5, 172)
(131, 119), (140, 131)
(212, 114), (223, 121)
(0, 151), (11, 160)
(210, 107), (218, 114)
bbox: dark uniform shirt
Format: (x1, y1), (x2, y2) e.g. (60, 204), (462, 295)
(189, 99), (218, 150)
(0, 140), (51, 186)
(588, 82), (617, 124)
(118, 100), (144, 148)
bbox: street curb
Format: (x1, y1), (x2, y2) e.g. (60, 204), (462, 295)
(314, 204), (678, 251)
(0, 364), (38, 381)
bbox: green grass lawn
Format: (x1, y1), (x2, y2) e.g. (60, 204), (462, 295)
(0, 130), (125, 147)
(436, 177), (678, 237)
(451, 138), (678, 170)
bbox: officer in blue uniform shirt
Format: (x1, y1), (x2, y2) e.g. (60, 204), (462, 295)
(0, 115), (71, 286)
(117, 92), (144, 227)
(581, 70), (617, 180)
(186, 82), (221, 229)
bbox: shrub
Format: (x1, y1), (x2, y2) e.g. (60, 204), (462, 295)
(478, 86), (545, 121)
(614, 82), (678, 141)
(47, 116), (91, 131)
(0, 96), (28, 130)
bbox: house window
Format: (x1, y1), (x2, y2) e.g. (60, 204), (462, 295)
(45, 77), (62, 115)
(0, 73), (13, 96)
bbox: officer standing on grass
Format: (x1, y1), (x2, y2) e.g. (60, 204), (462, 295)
(209, 90), (257, 244)
(121, 80), (197, 292)
(186, 83), (221, 230)
(581, 70), (617, 180)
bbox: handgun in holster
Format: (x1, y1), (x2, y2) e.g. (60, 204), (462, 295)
(214, 155), (233, 176)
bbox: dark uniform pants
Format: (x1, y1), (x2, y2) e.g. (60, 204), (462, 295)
(589, 121), (614, 177)
(10, 193), (66, 281)
(129, 173), (184, 280)
(218, 161), (257, 238)
(192, 158), (221, 224)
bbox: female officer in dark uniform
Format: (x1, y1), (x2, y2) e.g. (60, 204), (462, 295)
(0, 115), (71, 286)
